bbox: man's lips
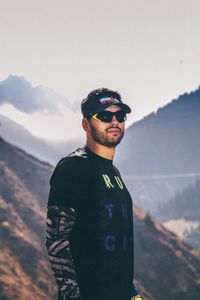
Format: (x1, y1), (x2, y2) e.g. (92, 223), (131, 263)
(107, 127), (121, 133)
(108, 130), (120, 133)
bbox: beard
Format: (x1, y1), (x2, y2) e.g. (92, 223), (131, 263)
(89, 122), (124, 148)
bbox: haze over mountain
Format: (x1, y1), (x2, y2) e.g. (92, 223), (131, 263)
(116, 87), (200, 213)
(158, 179), (200, 251)
(0, 113), (81, 165)
(118, 87), (200, 174)
(1, 137), (200, 299)
(0, 74), (75, 114)
(0, 75), (83, 141)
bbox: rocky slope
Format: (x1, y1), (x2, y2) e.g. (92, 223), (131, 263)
(0, 162), (56, 299)
(134, 206), (200, 299)
(157, 179), (200, 251)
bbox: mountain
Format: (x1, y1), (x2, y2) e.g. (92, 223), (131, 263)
(0, 137), (52, 209)
(0, 75), (84, 164)
(158, 179), (200, 222)
(0, 74), (75, 113)
(116, 87), (200, 213)
(0, 165), (55, 300)
(118, 87), (200, 175)
(1, 137), (200, 299)
(0, 114), (59, 164)
(157, 179), (200, 251)
(0, 114), (80, 165)
(0, 137), (56, 299)
(134, 205), (200, 299)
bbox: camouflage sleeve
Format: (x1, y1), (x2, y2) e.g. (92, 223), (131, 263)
(45, 205), (81, 300)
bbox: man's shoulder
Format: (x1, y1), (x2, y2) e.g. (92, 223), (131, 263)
(56, 146), (88, 168)
(50, 146), (88, 183)
(66, 146), (88, 159)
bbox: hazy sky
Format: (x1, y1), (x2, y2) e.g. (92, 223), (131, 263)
(0, 0), (200, 140)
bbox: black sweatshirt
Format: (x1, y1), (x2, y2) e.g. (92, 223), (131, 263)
(46, 146), (138, 300)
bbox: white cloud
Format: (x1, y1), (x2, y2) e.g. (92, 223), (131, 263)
(0, 103), (84, 141)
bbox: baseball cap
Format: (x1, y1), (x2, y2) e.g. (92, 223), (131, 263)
(81, 92), (131, 118)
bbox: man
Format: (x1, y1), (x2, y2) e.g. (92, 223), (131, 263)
(45, 88), (142, 300)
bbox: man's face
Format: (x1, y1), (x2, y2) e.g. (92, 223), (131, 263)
(86, 105), (125, 148)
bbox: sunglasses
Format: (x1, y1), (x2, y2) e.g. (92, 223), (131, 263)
(91, 110), (127, 123)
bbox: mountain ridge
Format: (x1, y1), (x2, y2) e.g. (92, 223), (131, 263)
(116, 85), (200, 214)
(0, 74), (73, 114)
(132, 86), (200, 127)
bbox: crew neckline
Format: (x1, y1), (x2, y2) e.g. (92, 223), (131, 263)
(84, 145), (113, 165)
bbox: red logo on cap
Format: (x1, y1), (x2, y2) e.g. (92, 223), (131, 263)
(99, 97), (119, 104)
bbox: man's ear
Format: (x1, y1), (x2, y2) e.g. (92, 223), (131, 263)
(82, 118), (89, 132)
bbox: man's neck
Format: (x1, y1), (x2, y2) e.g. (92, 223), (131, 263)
(86, 140), (115, 160)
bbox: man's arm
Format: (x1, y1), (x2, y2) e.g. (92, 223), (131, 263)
(46, 205), (81, 300)
(45, 157), (84, 299)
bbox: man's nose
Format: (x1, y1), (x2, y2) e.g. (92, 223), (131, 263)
(110, 115), (118, 124)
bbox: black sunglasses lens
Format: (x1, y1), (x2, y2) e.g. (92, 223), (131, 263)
(96, 111), (126, 123)
(115, 111), (127, 122)
(97, 111), (112, 122)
